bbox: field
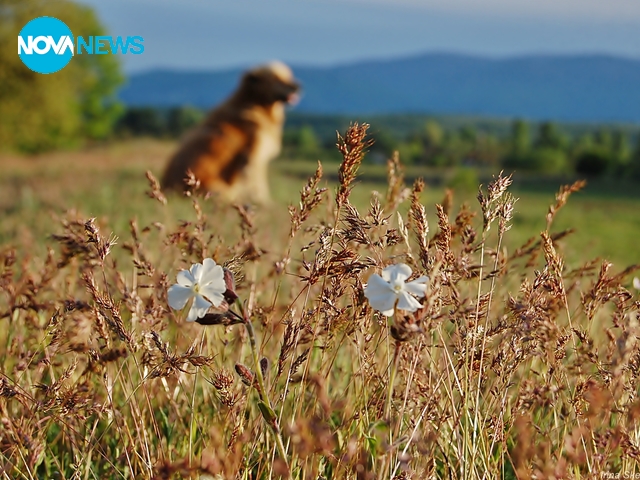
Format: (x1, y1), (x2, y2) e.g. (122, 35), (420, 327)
(2, 130), (640, 479)
(3, 139), (640, 268)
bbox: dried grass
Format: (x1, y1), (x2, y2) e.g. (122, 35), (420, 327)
(1, 126), (639, 479)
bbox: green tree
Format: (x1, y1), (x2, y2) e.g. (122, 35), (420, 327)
(630, 136), (640, 179)
(503, 119), (531, 169)
(459, 125), (477, 144)
(167, 106), (204, 138)
(573, 130), (630, 177)
(409, 119), (443, 165)
(611, 131), (631, 170)
(423, 120), (444, 148)
(298, 126), (320, 158)
(535, 122), (567, 150)
(423, 120), (443, 160)
(572, 133), (595, 154)
(510, 119), (530, 157)
(440, 131), (466, 166)
(370, 129), (399, 157)
(530, 147), (569, 174)
(505, 122), (569, 174)
(115, 107), (165, 137)
(575, 150), (610, 176)
(0, 0), (123, 152)
(474, 134), (501, 167)
(397, 139), (424, 165)
(594, 129), (613, 151)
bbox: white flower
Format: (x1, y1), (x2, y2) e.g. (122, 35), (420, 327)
(634, 277), (640, 290)
(168, 258), (226, 322)
(364, 263), (428, 317)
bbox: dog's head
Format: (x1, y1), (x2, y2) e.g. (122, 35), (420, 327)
(239, 61), (300, 106)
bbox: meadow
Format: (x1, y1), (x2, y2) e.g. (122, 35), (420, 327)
(3, 138), (640, 268)
(2, 128), (640, 479)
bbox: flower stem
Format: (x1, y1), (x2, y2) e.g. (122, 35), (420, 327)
(384, 340), (402, 480)
(385, 340), (401, 421)
(236, 299), (290, 474)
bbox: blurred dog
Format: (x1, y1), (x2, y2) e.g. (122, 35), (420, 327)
(161, 61), (300, 202)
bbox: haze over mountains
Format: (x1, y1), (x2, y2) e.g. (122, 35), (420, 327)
(119, 53), (640, 123)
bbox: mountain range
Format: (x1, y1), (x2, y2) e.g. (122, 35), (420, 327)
(119, 53), (640, 123)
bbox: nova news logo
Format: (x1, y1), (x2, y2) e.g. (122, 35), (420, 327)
(18, 16), (144, 74)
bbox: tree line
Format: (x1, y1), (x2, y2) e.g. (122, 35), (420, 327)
(284, 117), (640, 179)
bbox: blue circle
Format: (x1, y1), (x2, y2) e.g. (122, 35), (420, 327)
(18, 17), (74, 74)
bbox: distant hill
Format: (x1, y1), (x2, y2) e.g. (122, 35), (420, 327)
(119, 53), (640, 123)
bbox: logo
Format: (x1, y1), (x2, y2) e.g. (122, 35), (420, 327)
(18, 17), (74, 74)
(18, 16), (144, 75)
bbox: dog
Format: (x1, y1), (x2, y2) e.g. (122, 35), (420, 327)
(161, 61), (300, 202)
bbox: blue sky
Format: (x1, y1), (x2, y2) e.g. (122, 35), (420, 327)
(77, 0), (640, 72)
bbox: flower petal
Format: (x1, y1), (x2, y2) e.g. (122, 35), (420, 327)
(168, 284), (193, 311)
(176, 269), (195, 287)
(396, 290), (422, 313)
(190, 262), (204, 283)
(186, 294), (212, 322)
(200, 259), (225, 288)
(368, 293), (397, 316)
(364, 273), (394, 296)
(364, 275), (397, 316)
(382, 263), (412, 283)
(404, 276), (429, 298)
(380, 307), (396, 317)
(199, 284), (225, 307)
(634, 277), (640, 290)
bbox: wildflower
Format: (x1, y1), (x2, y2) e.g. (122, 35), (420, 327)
(364, 263), (428, 316)
(634, 277), (640, 290)
(168, 258), (226, 321)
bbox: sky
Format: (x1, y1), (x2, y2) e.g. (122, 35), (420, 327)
(77, 0), (640, 73)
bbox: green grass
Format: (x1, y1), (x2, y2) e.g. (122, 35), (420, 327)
(2, 139), (639, 269)
(279, 158), (640, 270)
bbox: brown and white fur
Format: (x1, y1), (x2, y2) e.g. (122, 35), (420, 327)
(161, 61), (300, 202)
